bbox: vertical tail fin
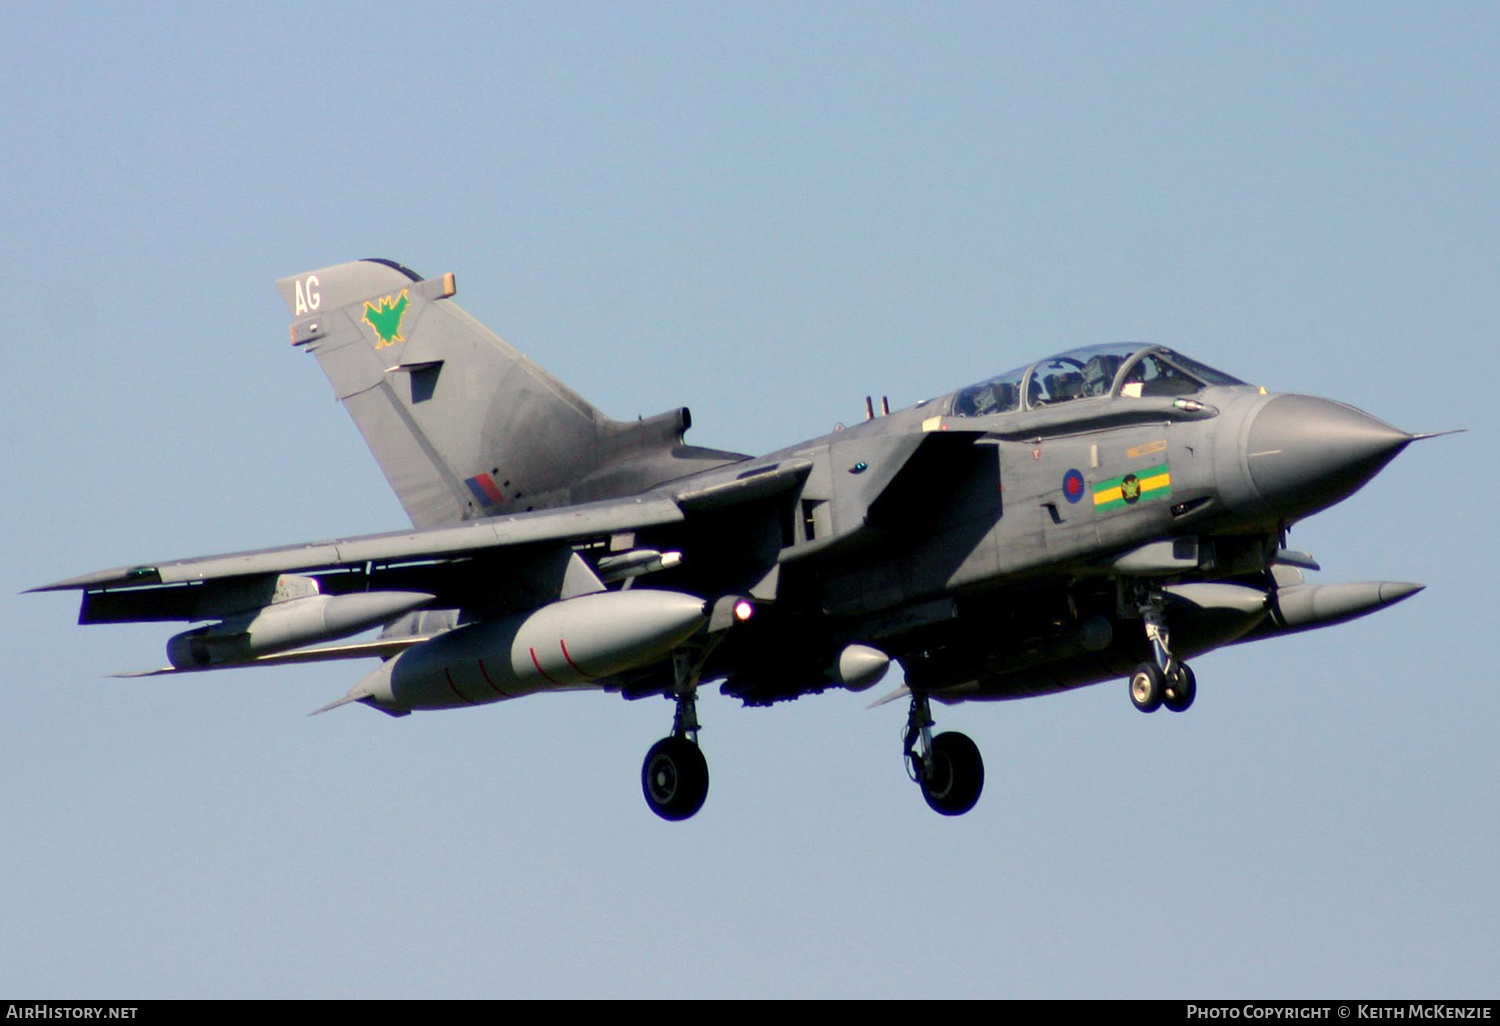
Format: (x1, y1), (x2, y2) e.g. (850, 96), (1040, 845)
(275, 259), (743, 527)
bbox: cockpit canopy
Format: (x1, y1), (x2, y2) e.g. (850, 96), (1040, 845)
(950, 344), (1244, 418)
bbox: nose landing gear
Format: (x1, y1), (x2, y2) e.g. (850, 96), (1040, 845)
(1129, 592), (1195, 713)
(1162, 662), (1196, 712)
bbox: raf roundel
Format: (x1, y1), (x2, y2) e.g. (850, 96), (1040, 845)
(1062, 469), (1085, 504)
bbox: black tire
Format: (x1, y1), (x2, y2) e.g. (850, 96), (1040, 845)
(1163, 662), (1196, 713)
(921, 731), (985, 816)
(641, 736), (709, 821)
(1129, 662), (1164, 713)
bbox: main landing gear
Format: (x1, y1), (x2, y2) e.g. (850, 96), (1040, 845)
(904, 692), (984, 816)
(642, 648), (714, 822)
(1128, 593), (1196, 714)
(642, 688), (709, 821)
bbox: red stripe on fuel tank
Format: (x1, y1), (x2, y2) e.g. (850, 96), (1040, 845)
(443, 667), (477, 705)
(528, 647), (563, 686)
(477, 659), (513, 697)
(558, 638), (596, 680)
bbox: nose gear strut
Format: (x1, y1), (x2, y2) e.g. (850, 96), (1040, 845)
(1128, 588), (1196, 713)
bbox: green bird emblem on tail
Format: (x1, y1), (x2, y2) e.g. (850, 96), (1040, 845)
(362, 290), (410, 348)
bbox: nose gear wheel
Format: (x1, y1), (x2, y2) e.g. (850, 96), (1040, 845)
(1128, 585), (1195, 714)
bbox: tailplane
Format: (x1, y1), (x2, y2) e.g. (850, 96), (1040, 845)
(275, 259), (745, 527)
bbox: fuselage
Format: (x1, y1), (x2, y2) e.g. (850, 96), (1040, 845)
(42, 259), (1431, 821)
(624, 343), (1415, 706)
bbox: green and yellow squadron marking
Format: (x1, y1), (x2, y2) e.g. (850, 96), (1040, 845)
(1093, 462), (1171, 512)
(362, 290), (411, 348)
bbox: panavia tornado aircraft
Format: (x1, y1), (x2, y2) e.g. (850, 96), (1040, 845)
(37, 258), (1443, 820)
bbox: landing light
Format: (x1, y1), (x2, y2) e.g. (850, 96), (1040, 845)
(733, 600), (755, 622)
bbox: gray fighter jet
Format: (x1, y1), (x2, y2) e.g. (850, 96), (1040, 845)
(36, 258), (1443, 820)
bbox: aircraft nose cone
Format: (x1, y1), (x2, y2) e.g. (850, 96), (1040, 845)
(1246, 395), (1413, 520)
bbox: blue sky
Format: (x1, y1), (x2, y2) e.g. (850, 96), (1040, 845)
(3, 2), (1496, 998)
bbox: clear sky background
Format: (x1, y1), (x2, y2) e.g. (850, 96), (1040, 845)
(3, 2), (1495, 999)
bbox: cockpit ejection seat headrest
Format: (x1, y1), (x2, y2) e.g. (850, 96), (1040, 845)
(1083, 354), (1122, 397)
